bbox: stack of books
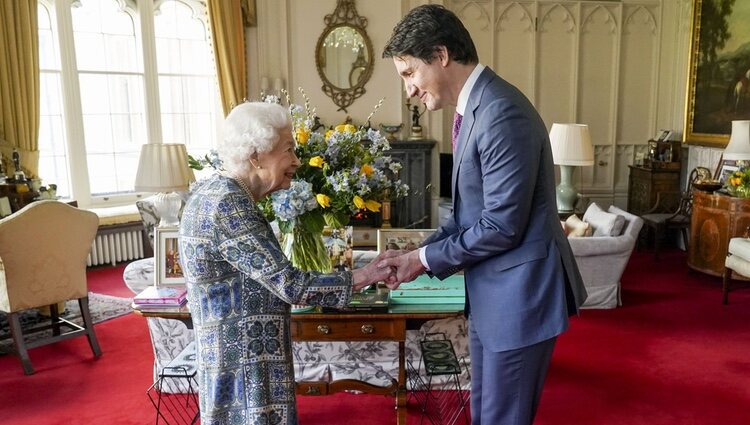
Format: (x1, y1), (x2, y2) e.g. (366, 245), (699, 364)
(133, 285), (188, 311)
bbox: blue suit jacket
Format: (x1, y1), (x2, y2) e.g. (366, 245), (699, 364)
(424, 68), (587, 352)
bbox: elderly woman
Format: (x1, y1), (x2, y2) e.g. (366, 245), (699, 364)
(179, 102), (392, 425)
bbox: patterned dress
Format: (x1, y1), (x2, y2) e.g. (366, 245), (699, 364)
(178, 174), (354, 425)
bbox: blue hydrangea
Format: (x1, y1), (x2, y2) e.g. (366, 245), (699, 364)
(270, 180), (318, 221)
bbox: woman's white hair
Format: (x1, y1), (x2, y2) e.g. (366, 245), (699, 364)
(218, 102), (291, 175)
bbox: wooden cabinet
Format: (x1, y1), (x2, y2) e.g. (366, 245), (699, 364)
(688, 191), (750, 276)
(627, 166), (680, 215)
(388, 140), (435, 228)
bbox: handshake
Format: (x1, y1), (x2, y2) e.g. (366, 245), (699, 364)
(351, 249), (427, 292)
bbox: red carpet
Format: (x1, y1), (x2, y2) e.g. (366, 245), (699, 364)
(1, 249), (749, 424)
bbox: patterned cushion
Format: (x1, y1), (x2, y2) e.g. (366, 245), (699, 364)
(135, 197), (159, 249)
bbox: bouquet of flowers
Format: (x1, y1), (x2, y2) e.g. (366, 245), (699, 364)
(258, 90), (409, 271)
(725, 166), (750, 198)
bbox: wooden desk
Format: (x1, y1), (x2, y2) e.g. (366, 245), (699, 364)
(134, 304), (463, 425)
(689, 190), (750, 276)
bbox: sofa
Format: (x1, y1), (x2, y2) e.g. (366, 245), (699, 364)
(566, 204), (644, 309)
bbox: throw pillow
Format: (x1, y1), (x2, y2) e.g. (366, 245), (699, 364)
(564, 214), (592, 237)
(586, 209), (626, 237)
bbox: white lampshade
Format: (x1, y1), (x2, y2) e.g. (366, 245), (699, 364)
(134, 143), (195, 192)
(134, 143), (195, 227)
(549, 123), (594, 166)
(723, 120), (750, 161)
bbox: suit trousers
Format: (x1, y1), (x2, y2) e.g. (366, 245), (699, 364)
(469, 316), (557, 425)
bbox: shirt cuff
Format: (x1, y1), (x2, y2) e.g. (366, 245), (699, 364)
(419, 246), (431, 271)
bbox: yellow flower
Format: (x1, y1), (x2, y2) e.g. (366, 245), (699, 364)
(353, 196), (366, 209)
(364, 199), (382, 212)
(325, 129), (334, 140)
(335, 124), (357, 133)
(309, 156), (325, 168)
(316, 194), (331, 208)
(360, 164), (374, 177)
(295, 128), (310, 145)
(731, 177), (742, 187)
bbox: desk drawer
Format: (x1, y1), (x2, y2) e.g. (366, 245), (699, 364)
(293, 319), (403, 341)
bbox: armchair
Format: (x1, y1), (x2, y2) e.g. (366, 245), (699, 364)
(568, 206), (644, 309)
(0, 201), (102, 374)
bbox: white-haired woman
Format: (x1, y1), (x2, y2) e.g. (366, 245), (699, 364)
(178, 102), (392, 425)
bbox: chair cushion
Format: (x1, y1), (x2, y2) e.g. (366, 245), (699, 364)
(564, 214), (592, 237)
(728, 237), (750, 262)
(583, 203), (625, 237)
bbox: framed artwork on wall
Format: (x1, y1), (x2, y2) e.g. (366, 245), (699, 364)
(684, 0), (750, 147)
(154, 227), (185, 286)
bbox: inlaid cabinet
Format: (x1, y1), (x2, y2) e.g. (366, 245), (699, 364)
(688, 191), (750, 277)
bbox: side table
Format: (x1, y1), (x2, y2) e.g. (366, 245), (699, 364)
(688, 190), (750, 276)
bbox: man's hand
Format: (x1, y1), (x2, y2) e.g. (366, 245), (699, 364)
(351, 250), (399, 291)
(377, 249), (426, 288)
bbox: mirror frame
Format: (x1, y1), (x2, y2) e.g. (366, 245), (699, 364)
(315, 0), (374, 112)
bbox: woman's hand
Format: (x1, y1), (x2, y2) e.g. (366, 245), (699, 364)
(351, 250), (401, 291)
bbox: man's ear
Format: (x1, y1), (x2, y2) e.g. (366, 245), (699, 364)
(435, 46), (450, 67)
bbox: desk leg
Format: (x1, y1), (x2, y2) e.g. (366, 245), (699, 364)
(397, 340), (406, 425)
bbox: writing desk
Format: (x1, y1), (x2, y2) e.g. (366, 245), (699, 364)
(134, 303), (464, 425)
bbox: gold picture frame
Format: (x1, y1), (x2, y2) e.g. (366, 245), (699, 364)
(154, 227), (185, 286)
(684, 0), (750, 146)
(377, 229), (435, 253)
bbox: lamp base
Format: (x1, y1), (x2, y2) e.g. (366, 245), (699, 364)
(154, 192), (182, 228)
(556, 165), (579, 213)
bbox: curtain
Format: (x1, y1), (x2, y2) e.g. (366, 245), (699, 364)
(207, 0), (251, 116)
(0, 0), (39, 177)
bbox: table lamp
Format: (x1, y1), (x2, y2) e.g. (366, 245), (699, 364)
(723, 120), (750, 161)
(134, 143), (195, 227)
(549, 123), (594, 213)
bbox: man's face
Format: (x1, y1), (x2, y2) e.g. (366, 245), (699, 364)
(393, 54), (450, 111)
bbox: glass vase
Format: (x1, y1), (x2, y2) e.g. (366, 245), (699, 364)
(282, 226), (332, 273)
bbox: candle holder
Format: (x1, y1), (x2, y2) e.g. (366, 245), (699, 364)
(405, 98), (427, 140)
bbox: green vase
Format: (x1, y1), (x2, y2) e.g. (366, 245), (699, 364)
(282, 226), (332, 273)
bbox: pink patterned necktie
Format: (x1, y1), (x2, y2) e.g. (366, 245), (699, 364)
(452, 112), (463, 152)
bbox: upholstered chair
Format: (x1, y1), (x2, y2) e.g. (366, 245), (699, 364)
(567, 204), (644, 308)
(0, 201), (102, 374)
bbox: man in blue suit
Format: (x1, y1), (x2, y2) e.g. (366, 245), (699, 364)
(380, 5), (587, 425)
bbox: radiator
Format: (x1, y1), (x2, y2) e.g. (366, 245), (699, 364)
(87, 228), (146, 267)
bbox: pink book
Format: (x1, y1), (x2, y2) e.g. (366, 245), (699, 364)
(134, 286), (187, 305)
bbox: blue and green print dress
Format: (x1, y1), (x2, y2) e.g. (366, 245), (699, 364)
(178, 174), (353, 425)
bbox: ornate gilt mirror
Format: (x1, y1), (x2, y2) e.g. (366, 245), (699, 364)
(315, 0), (373, 112)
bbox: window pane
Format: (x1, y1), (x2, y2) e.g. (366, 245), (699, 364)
(154, 0), (220, 160)
(73, 0), (138, 72)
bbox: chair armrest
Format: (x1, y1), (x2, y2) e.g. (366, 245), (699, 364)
(568, 236), (635, 257)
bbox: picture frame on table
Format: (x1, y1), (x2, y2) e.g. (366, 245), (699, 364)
(154, 226), (185, 286)
(377, 229), (435, 253)
(718, 164), (739, 185)
(684, 0), (750, 147)
(323, 226), (353, 272)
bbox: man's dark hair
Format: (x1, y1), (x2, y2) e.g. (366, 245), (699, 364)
(382, 4), (478, 65)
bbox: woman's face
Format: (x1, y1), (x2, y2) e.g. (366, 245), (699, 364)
(257, 126), (300, 194)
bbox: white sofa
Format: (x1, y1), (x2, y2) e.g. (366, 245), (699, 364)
(567, 205), (644, 309)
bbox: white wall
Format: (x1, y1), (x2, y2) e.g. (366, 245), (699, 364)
(249, 0), (722, 223)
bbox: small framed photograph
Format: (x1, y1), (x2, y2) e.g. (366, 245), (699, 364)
(0, 197), (11, 217)
(655, 129), (672, 142)
(154, 226), (185, 286)
(323, 226), (353, 272)
(377, 229), (435, 253)
(718, 164), (739, 184)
